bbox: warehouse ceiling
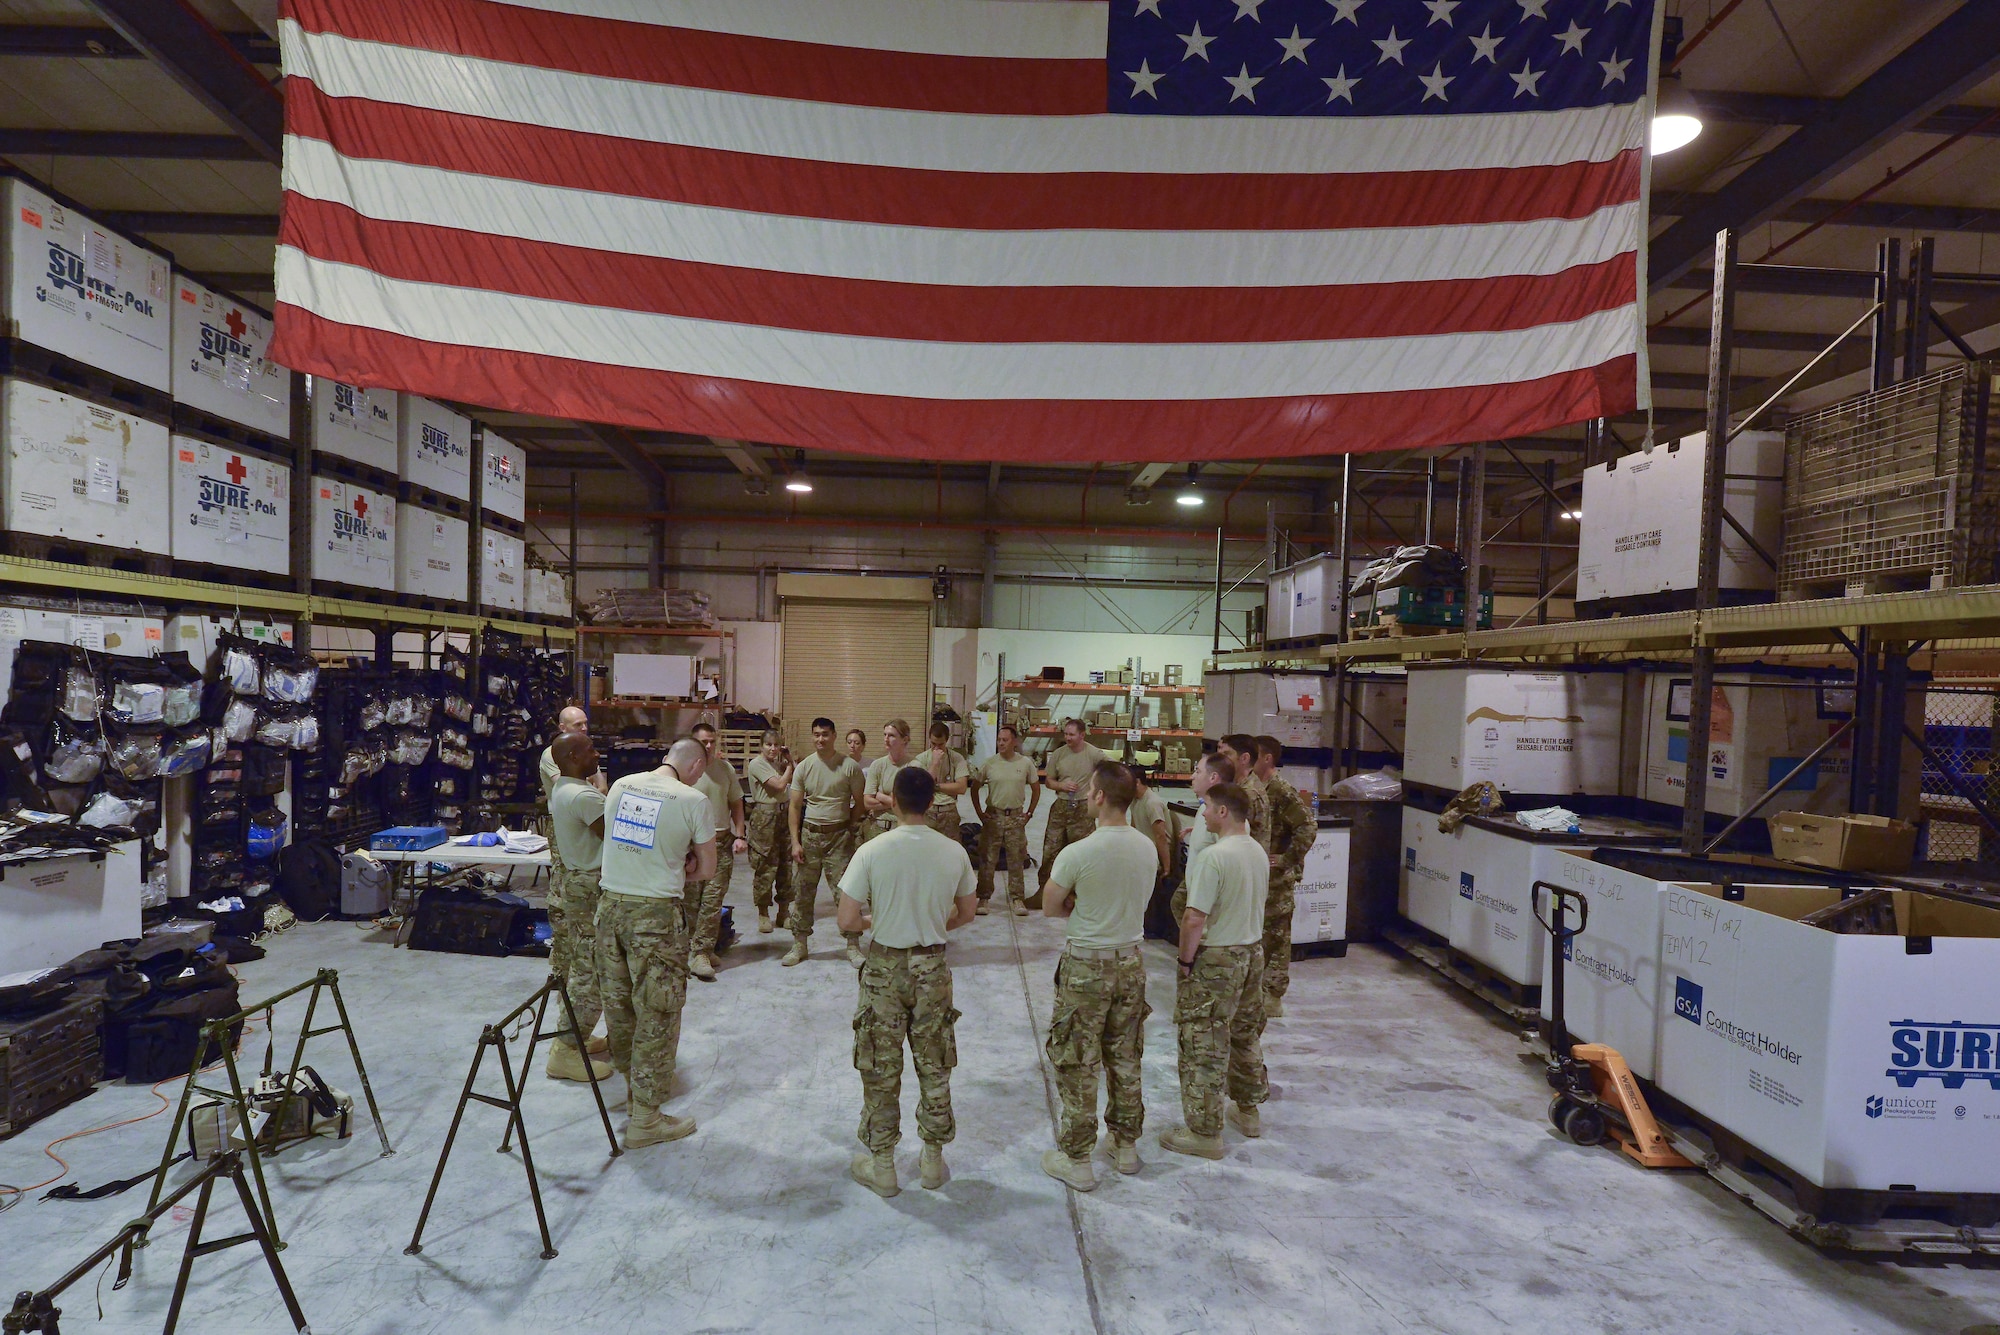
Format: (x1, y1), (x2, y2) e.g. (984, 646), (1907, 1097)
(0, 0), (1996, 520)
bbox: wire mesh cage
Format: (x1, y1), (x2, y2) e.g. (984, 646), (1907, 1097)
(1922, 684), (2000, 865)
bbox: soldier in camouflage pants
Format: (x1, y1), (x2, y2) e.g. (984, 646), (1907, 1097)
(854, 946), (960, 1153)
(685, 840), (734, 960)
(791, 820), (861, 953)
(1175, 942), (1267, 1137)
(747, 802), (792, 919)
(1047, 951), (1149, 1159)
(1255, 739), (1318, 1016)
(979, 809), (1029, 908)
(596, 892), (691, 1111)
(551, 867), (604, 1039)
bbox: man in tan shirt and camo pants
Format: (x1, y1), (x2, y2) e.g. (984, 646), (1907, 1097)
(1039, 719), (1105, 907)
(971, 722), (1038, 916)
(787, 717), (866, 967)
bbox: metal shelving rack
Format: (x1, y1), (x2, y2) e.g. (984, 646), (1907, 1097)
(1000, 678), (1205, 780)
(576, 625), (735, 731)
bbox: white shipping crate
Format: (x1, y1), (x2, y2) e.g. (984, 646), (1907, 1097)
(481, 529), (524, 610)
(1639, 670), (1852, 818)
(1293, 822), (1350, 948)
(1538, 849), (1682, 1081)
(396, 502), (469, 601)
(397, 395), (471, 500)
(527, 566), (570, 618)
(1403, 666), (1626, 794)
(480, 431), (525, 522)
(1652, 884), (2000, 1192)
(308, 377), (397, 473)
(0, 849), (140, 975)
(613, 653), (694, 699)
(1, 178), (170, 391)
(169, 273), (288, 437)
(168, 436), (289, 574)
(1264, 567), (1293, 644)
(1398, 803), (1457, 938)
(1288, 554), (1348, 640)
(1344, 672), (1408, 759)
(310, 475), (396, 591)
(1577, 432), (1784, 604)
(0, 377), (169, 553)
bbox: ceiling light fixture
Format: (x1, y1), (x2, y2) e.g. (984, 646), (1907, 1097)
(1177, 464), (1206, 508)
(784, 450), (814, 494)
(1561, 509), (1583, 521)
(1651, 78), (1702, 156)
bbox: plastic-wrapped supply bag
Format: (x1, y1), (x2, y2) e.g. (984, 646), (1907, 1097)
(438, 727), (475, 770)
(60, 663), (100, 722)
(223, 645), (261, 696)
(362, 731), (390, 776)
(45, 717), (105, 784)
(1327, 768), (1403, 802)
(79, 790), (143, 828)
(358, 693), (387, 731)
(141, 867), (169, 910)
(263, 656), (316, 705)
(109, 729), (162, 781)
(253, 709), (298, 750)
(162, 680), (202, 727)
(392, 728), (432, 766)
(222, 696), (257, 743)
(292, 713), (321, 752)
(246, 807), (287, 860)
(471, 712), (492, 737)
(110, 679), (166, 725)
(339, 746), (370, 786)
(386, 694), (415, 726)
(156, 727), (212, 778)
(442, 693), (472, 723)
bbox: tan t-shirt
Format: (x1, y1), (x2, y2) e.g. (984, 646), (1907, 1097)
(1046, 742), (1106, 800)
(692, 754), (740, 832)
(538, 745), (558, 801)
(864, 753), (923, 820)
(548, 777), (606, 872)
(745, 755), (788, 806)
(1049, 824), (1156, 950)
(978, 753), (1037, 812)
(1184, 832), (1269, 947)
(838, 823), (976, 948)
(600, 769), (713, 900)
(922, 748), (969, 807)
(1130, 788), (1168, 838)
(792, 751), (862, 824)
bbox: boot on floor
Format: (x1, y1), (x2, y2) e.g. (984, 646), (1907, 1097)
(1159, 1126), (1226, 1160)
(545, 1040), (612, 1083)
(920, 1143), (948, 1189)
(624, 1104), (697, 1149)
(1042, 1147), (1097, 1192)
(1101, 1134), (1141, 1175)
(1228, 1102), (1262, 1139)
(782, 940), (808, 967)
(851, 1150), (900, 1197)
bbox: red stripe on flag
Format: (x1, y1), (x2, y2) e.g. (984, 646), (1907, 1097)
(285, 0), (1107, 116)
(287, 84), (1643, 233)
(282, 195), (1638, 344)
(270, 307), (1638, 462)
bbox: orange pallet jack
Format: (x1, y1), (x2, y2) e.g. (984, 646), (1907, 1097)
(1532, 881), (1692, 1169)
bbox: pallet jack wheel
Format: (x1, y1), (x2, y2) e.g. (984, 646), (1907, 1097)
(1561, 1101), (1608, 1148)
(1548, 1093), (1572, 1130)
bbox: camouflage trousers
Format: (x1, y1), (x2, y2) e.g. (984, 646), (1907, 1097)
(926, 802), (961, 847)
(747, 804), (791, 911)
(596, 892), (690, 1110)
(853, 946), (959, 1153)
(1046, 950), (1149, 1159)
(859, 812), (896, 845)
(790, 820), (861, 947)
(548, 867), (603, 1041)
(1261, 874), (1297, 1007)
(1175, 943), (1267, 1136)
(978, 808), (1029, 904)
(1036, 800), (1094, 907)
(685, 837), (735, 957)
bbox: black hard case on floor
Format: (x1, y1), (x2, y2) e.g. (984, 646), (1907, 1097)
(410, 886), (526, 956)
(0, 995), (103, 1138)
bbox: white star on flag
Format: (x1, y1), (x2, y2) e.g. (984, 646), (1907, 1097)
(1469, 23), (1502, 63)
(1418, 61), (1453, 101)
(1606, 0), (1632, 7)
(1231, 0), (1269, 21)
(1555, 20), (1590, 53)
(1423, 0), (1460, 27)
(1224, 62), (1264, 101)
(1373, 27), (1409, 63)
(1517, 0), (1550, 18)
(1510, 63), (1544, 96)
(1179, 22), (1216, 60)
(1328, 0), (1365, 23)
(1599, 54), (1630, 85)
(1322, 65), (1359, 101)
(1127, 58), (1165, 97)
(1133, 0), (1164, 15)
(1276, 25), (1315, 62)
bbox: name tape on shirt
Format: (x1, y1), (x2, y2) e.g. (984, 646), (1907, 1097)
(611, 792), (662, 849)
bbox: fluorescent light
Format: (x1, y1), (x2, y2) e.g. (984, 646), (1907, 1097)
(1561, 509), (1583, 521)
(784, 476), (813, 494)
(1652, 81), (1701, 155)
(1176, 488), (1204, 507)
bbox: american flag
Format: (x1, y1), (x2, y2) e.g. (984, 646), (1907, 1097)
(270, 0), (1656, 463)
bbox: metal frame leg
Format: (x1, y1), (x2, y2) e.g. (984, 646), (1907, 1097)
(406, 1030), (492, 1256)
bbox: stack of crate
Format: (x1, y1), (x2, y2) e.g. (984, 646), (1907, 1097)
(1780, 363), (1999, 601)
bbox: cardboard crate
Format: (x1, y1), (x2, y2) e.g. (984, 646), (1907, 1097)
(169, 272), (288, 438)
(397, 394), (472, 502)
(1768, 811), (1917, 873)
(168, 435), (288, 574)
(2, 177), (170, 392)
(309, 377), (397, 474)
(395, 501), (469, 602)
(310, 474), (396, 591)
(1, 377), (169, 553)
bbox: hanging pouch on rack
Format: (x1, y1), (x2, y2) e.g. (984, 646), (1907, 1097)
(253, 707), (299, 750)
(220, 641), (262, 697)
(339, 746), (369, 786)
(441, 693), (471, 723)
(106, 722), (163, 781)
(241, 744), (287, 798)
(357, 691), (387, 731)
(262, 647), (317, 705)
(160, 652), (204, 728)
(222, 697), (257, 743)
(156, 727), (212, 778)
(392, 728), (432, 766)
(60, 659), (100, 722)
(292, 712), (321, 752)
(45, 715), (105, 784)
(247, 806), (288, 860)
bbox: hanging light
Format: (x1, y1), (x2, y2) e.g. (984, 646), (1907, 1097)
(1652, 78), (1702, 156)
(784, 450), (814, 494)
(1176, 464), (1205, 508)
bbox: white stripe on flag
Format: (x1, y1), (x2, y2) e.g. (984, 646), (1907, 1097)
(280, 22), (1649, 177)
(284, 137), (1642, 291)
(277, 247), (1640, 400)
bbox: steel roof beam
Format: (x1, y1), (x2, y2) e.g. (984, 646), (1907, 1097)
(1659, 264), (2000, 303)
(99, 211), (277, 235)
(82, 0), (283, 164)
(0, 23), (278, 63)
(579, 424), (671, 498)
(1687, 90), (2000, 140)
(1654, 191), (2000, 236)
(0, 129), (263, 159)
(1647, 2), (2000, 291)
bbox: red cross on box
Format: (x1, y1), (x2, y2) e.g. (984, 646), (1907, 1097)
(225, 456), (247, 486)
(354, 495), (368, 518)
(225, 309), (247, 340)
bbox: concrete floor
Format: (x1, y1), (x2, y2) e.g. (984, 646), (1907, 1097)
(6, 860), (2000, 1334)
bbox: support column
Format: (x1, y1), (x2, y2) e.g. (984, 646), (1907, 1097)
(1876, 648), (1910, 819)
(1462, 442), (1486, 631)
(1422, 457), (1437, 546)
(1682, 229), (1736, 855)
(1871, 238), (1901, 391)
(1905, 237), (1935, 382)
(1849, 629), (1878, 815)
(980, 533), (997, 629)
(1332, 453), (1353, 776)
(1211, 527), (1224, 657)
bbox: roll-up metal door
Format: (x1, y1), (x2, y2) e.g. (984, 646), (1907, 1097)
(779, 598), (932, 757)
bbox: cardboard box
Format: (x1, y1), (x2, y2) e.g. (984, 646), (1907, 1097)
(310, 475), (396, 591)
(168, 436), (288, 574)
(1403, 666), (1625, 795)
(169, 273), (288, 437)
(1, 377), (169, 552)
(2, 178), (171, 391)
(480, 528), (524, 610)
(1577, 431), (1784, 604)
(1768, 812), (1917, 873)
(309, 377), (397, 473)
(1293, 823), (1350, 947)
(480, 431), (525, 522)
(397, 394), (471, 500)
(1164, 665), (1183, 686)
(395, 502), (469, 602)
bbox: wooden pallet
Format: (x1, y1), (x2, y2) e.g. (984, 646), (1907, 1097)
(397, 482), (471, 519)
(310, 450), (398, 494)
(1445, 947), (1541, 1010)
(1382, 920), (1541, 1024)
(168, 560), (296, 594)
(171, 404), (291, 461)
(0, 532), (169, 576)
(1350, 617), (1463, 640)
(0, 337), (170, 423)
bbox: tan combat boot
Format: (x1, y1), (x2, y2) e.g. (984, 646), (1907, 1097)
(585, 1033), (609, 1056)
(1010, 898), (1029, 917)
(545, 1039), (612, 1083)
(919, 1143), (948, 1189)
(1228, 1103), (1262, 1139)
(781, 940), (808, 967)
(688, 952), (717, 982)
(850, 1150), (899, 1197)
(1266, 997), (1285, 1019)
(1102, 1134), (1141, 1175)
(845, 938), (866, 968)
(1041, 1147), (1097, 1192)
(757, 909), (774, 934)
(1158, 1126), (1226, 1160)
(624, 1105), (697, 1149)
(974, 900), (991, 916)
